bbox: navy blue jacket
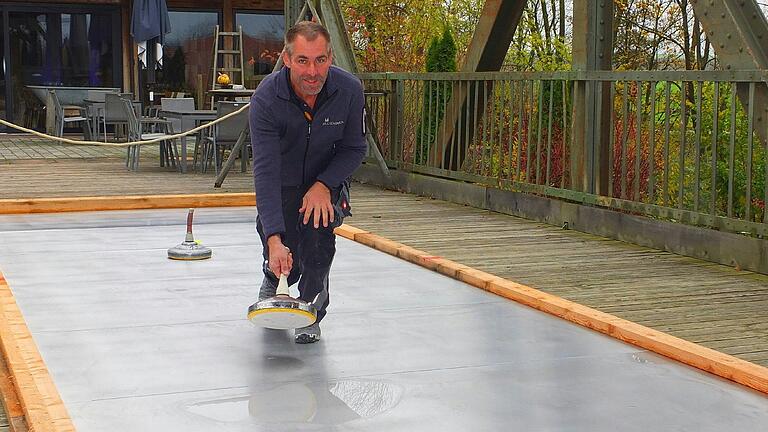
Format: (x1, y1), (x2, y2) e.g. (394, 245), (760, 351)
(249, 66), (367, 240)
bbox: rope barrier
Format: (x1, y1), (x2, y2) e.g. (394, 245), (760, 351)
(0, 102), (251, 147)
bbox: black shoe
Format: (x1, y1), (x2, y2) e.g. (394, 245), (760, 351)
(258, 278), (277, 301)
(294, 323), (321, 344)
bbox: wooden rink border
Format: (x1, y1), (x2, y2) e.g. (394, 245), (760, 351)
(0, 194), (255, 215)
(0, 194), (766, 431)
(0, 272), (74, 432)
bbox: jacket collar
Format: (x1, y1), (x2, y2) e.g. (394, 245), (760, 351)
(275, 65), (340, 101)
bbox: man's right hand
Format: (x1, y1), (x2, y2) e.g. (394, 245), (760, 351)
(267, 235), (292, 276)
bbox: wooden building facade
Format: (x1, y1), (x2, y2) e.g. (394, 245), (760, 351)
(0, 0), (284, 130)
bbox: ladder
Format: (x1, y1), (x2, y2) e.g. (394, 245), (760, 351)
(210, 25), (245, 95)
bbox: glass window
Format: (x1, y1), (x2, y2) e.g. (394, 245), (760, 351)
(235, 12), (284, 85)
(7, 10), (118, 128)
(9, 13), (114, 87)
(155, 10), (218, 108)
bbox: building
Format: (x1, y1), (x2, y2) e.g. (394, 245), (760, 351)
(0, 0), (285, 131)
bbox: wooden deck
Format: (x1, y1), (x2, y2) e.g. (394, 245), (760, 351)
(1, 136), (767, 372)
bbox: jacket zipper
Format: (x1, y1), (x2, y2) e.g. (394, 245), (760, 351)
(302, 119), (311, 184)
(295, 91), (332, 185)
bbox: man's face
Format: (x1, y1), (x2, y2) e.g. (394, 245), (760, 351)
(283, 35), (332, 98)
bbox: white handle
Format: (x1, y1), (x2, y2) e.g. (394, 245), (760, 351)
(276, 274), (290, 296)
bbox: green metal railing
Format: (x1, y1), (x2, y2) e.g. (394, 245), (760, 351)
(359, 70), (768, 238)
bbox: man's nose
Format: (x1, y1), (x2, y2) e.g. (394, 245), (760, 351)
(307, 62), (317, 75)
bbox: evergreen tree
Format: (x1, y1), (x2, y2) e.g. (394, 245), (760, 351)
(416, 27), (457, 165)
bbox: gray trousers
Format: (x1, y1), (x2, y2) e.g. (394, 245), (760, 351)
(256, 185), (341, 323)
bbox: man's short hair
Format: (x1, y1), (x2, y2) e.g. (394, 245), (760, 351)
(284, 21), (331, 56)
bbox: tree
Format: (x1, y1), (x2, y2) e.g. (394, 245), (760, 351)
(504, 0), (571, 71)
(162, 48), (187, 90)
(415, 27), (457, 164)
(342, 0), (447, 72)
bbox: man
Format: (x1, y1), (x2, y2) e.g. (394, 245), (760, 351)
(249, 21), (367, 344)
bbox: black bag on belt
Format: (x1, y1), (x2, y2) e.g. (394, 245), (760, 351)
(331, 180), (352, 228)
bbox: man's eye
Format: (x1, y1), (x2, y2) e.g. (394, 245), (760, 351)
(298, 59), (307, 65)
(317, 58), (327, 64)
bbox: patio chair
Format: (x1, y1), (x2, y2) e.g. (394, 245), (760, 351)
(84, 89), (118, 139)
(102, 93), (135, 141)
(160, 97), (200, 167)
(121, 97), (180, 171)
(200, 101), (250, 174)
(49, 90), (90, 138)
(160, 97), (195, 134)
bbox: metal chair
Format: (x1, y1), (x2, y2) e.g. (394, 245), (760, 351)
(84, 90), (118, 140)
(121, 97), (180, 171)
(200, 101), (249, 174)
(159, 97), (195, 135)
(160, 97), (200, 167)
(102, 93), (136, 141)
(49, 90), (90, 138)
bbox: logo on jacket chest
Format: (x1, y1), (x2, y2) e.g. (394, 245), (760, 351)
(322, 117), (345, 127)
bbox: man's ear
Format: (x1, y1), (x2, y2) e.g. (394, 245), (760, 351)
(282, 50), (291, 67)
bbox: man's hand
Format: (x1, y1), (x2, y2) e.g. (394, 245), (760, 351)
(267, 235), (292, 276)
(300, 181), (334, 228)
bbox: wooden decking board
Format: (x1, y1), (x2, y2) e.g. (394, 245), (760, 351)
(677, 330), (768, 343)
(0, 159), (254, 199)
(652, 313), (768, 325)
(705, 340), (768, 352)
(602, 309), (764, 323)
(439, 260), (724, 282)
(738, 352), (768, 363)
(653, 322), (768, 336)
(569, 294), (768, 310)
(597, 296), (768, 310)
(566, 280), (768, 296)
(635, 307), (768, 321)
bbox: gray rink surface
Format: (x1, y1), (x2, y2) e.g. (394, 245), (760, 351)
(0, 207), (766, 432)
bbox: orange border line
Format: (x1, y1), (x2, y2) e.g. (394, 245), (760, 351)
(335, 226), (768, 395)
(0, 193), (255, 215)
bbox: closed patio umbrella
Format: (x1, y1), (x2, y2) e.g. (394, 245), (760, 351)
(130, 0), (171, 80)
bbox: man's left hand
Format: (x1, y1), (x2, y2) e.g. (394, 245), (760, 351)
(300, 181), (334, 228)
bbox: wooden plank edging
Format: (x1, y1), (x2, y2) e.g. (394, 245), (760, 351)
(0, 347), (26, 432)
(0, 271), (76, 432)
(0, 194), (255, 214)
(334, 225), (768, 395)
